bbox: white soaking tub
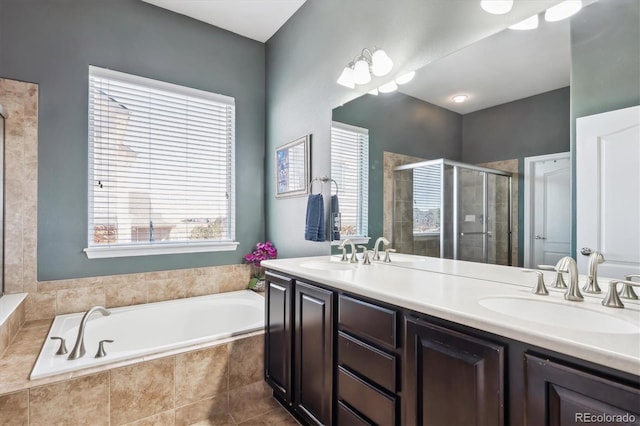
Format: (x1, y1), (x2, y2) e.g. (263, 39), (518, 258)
(31, 290), (264, 379)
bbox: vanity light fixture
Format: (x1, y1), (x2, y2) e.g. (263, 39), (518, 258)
(480, 0), (513, 15)
(368, 88), (379, 96)
(509, 14), (539, 30)
(378, 80), (398, 93)
(395, 71), (416, 85)
(452, 94), (469, 103)
(336, 47), (394, 88)
(545, 0), (582, 22)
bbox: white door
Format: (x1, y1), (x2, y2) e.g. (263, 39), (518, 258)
(576, 105), (640, 278)
(524, 153), (571, 267)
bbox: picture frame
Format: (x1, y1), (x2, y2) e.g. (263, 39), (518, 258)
(275, 135), (311, 198)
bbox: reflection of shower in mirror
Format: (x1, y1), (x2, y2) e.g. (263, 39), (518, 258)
(393, 158), (512, 266)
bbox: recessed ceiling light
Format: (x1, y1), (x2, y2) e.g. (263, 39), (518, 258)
(480, 0), (513, 15)
(452, 94), (469, 103)
(509, 14), (539, 30)
(545, 0), (582, 22)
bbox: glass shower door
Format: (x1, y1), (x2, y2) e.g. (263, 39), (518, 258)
(455, 168), (487, 263)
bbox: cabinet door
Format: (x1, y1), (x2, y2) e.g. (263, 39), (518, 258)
(404, 315), (504, 426)
(265, 272), (293, 403)
(295, 281), (334, 426)
(525, 354), (640, 426)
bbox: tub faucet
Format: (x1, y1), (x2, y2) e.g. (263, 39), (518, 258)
(68, 306), (111, 360)
(555, 256), (584, 302)
(372, 237), (390, 261)
(583, 251), (605, 293)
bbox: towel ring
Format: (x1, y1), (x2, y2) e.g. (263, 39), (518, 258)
(330, 179), (339, 196)
(309, 176), (339, 196)
(310, 177), (324, 195)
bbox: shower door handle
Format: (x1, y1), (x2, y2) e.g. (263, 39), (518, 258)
(459, 232), (493, 236)
(535, 235), (546, 240)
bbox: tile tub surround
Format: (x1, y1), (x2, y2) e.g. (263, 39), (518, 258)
(0, 294), (27, 357)
(0, 323), (295, 425)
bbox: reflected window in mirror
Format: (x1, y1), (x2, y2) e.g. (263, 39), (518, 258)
(330, 122), (369, 240)
(413, 165), (442, 236)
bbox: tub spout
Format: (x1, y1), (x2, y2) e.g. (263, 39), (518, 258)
(68, 306), (111, 360)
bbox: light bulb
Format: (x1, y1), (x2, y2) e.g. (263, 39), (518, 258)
(509, 14), (539, 30)
(452, 94), (469, 103)
(395, 71), (416, 85)
(545, 1), (582, 22)
(337, 65), (355, 88)
(371, 49), (393, 77)
(353, 58), (371, 85)
(480, 0), (513, 15)
(378, 81), (398, 93)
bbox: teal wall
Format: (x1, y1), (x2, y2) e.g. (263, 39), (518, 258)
(569, 0), (640, 256)
(0, 0), (266, 280)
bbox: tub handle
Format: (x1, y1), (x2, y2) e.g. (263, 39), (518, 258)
(50, 336), (68, 355)
(95, 339), (114, 358)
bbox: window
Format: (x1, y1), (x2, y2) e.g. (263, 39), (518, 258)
(331, 121), (369, 239)
(85, 66), (237, 258)
(413, 164), (441, 235)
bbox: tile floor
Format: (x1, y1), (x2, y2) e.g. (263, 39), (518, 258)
(191, 398), (300, 425)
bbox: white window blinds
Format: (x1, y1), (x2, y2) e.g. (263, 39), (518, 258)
(331, 121), (369, 238)
(413, 164), (442, 234)
(86, 66), (236, 258)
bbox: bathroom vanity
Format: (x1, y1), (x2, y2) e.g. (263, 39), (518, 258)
(262, 255), (640, 426)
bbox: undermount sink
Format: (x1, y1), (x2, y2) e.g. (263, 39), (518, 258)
(299, 261), (356, 271)
(479, 297), (640, 334)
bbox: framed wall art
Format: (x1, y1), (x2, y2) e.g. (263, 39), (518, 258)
(275, 135), (310, 198)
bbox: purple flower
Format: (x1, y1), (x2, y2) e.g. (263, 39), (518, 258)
(243, 241), (278, 267)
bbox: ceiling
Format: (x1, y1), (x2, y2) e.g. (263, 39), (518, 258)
(141, 0), (307, 43)
(398, 16), (571, 115)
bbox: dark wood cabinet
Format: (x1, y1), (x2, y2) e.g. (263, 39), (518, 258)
(404, 315), (505, 426)
(265, 269), (639, 426)
(294, 281), (334, 425)
(525, 354), (640, 426)
(265, 272), (293, 403)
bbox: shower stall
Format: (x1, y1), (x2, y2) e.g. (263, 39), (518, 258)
(393, 159), (512, 265)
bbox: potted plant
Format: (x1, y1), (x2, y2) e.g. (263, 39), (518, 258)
(243, 241), (277, 291)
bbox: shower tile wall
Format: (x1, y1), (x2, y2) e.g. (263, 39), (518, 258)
(0, 78), (252, 322)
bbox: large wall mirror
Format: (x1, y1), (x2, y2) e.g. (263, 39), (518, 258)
(330, 0), (639, 271)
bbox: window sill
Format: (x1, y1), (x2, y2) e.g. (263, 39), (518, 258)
(84, 241), (239, 259)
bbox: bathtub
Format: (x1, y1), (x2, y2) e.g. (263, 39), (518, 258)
(30, 290), (264, 380)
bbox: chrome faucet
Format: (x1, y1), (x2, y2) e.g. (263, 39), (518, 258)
(555, 257), (584, 302)
(372, 237), (389, 261)
(583, 251), (605, 293)
(68, 306), (111, 360)
(339, 239), (358, 263)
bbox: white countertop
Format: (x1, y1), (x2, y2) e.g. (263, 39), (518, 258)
(262, 254), (640, 376)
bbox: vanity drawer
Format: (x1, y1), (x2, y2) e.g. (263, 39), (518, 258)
(338, 366), (397, 426)
(338, 294), (397, 348)
(338, 331), (397, 392)
(337, 401), (370, 426)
